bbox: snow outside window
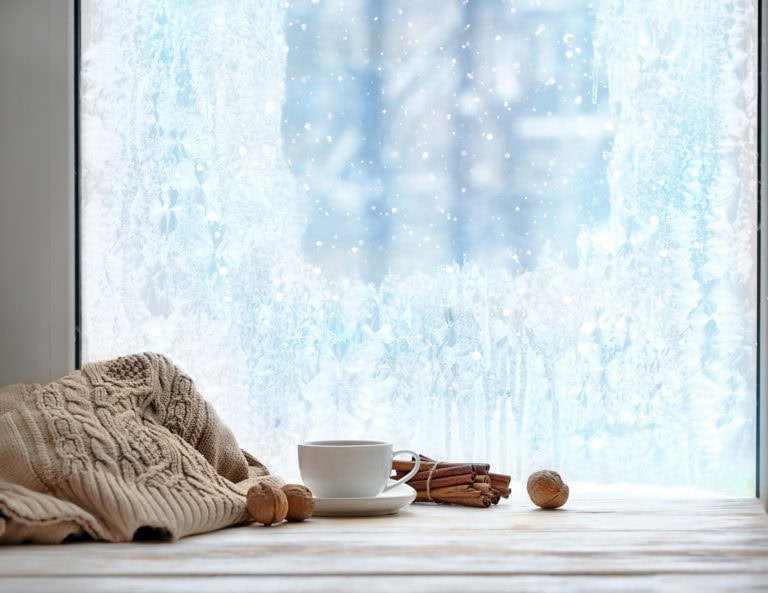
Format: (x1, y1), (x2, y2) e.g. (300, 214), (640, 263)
(79, 0), (757, 495)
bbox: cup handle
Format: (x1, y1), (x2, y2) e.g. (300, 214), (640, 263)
(384, 450), (420, 491)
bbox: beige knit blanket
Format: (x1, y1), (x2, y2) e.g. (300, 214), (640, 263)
(0, 352), (280, 544)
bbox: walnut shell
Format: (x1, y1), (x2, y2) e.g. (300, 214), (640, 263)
(526, 470), (569, 509)
(246, 482), (289, 525)
(282, 484), (315, 522)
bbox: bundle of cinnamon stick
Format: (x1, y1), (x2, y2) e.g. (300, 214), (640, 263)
(392, 455), (512, 508)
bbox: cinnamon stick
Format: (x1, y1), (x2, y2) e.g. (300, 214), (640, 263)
(494, 486), (511, 499)
(392, 459), (421, 472)
(396, 463), (476, 483)
(414, 485), (492, 508)
(489, 472), (512, 488)
(391, 453), (511, 508)
(407, 473), (475, 491)
(392, 459), (491, 475)
(471, 481), (492, 493)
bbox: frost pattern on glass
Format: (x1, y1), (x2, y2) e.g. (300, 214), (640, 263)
(80, 0), (757, 494)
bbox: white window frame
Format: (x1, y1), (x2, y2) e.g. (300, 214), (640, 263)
(0, 0), (76, 385)
(0, 0), (764, 505)
(758, 0), (767, 511)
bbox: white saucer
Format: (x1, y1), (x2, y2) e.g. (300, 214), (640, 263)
(312, 482), (417, 517)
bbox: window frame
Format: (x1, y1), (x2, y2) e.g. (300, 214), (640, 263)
(0, 0), (76, 385)
(0, 0), (756, 500)
(758, 0), (766, 511)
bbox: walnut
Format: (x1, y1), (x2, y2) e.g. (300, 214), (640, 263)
(246, 482), (289, 525)
(282, 484), (315, 522)
(526, 470), (569, 509)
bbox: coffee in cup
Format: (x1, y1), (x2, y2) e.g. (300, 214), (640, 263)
(298, 440), (420, 498)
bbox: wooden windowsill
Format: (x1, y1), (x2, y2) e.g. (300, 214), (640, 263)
(1, 493), (766, 593)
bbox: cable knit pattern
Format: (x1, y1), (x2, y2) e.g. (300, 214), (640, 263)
(0, 353), (278, 544)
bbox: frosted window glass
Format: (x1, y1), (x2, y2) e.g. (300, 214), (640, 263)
(80, 0), (757, 494)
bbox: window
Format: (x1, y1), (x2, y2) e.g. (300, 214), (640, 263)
(79, 0), (757, 495)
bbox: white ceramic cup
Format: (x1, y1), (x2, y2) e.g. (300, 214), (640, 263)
(298, 440), (421, 498)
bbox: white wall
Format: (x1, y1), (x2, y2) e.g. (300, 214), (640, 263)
(0, 0), (75, 386)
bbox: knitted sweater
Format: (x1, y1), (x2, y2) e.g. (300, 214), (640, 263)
(0, 352), (279, 544)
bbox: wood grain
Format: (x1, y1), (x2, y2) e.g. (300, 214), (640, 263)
(1, 495), (766, 592)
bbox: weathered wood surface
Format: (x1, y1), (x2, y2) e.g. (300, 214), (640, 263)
(1, 495), (766, 592)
